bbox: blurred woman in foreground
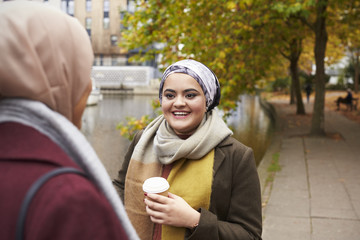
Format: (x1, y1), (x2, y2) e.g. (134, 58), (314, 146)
(0, 2), (138, 239)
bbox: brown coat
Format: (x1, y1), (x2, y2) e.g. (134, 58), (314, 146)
(114, 131), (262, 240)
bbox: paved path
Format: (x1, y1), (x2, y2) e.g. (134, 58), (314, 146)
(258, 100), (360, 240)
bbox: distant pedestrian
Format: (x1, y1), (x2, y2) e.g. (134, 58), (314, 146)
(304, 83), (312, 103)
(0, 2), (137, 240)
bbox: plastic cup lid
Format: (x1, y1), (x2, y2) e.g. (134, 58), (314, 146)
(142, 177), (169, 193)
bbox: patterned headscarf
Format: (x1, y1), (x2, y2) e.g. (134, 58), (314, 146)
(159, 59), (221, 111)
(0, 1), (93, 122)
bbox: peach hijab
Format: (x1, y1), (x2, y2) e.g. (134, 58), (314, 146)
(0, 1), (93, 122)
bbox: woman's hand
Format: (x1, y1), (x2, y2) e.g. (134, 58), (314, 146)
(144, 192), (200, 229)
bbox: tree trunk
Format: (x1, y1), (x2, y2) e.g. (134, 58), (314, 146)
(290, 80), (295, 104)
(310, 0), (328, 136)
(290, 60), (305, 114)
(354, 49), (359, 93)
(288, 37), (305, 114)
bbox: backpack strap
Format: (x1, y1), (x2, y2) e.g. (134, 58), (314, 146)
(16, 167), (89, 240)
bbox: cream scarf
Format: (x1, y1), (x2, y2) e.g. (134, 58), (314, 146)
(124, 109), (232, 240)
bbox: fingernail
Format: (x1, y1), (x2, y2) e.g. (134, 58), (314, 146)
(144, 193), (147, 196)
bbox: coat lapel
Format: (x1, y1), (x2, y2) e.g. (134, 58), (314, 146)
(213, 137), (232, 176)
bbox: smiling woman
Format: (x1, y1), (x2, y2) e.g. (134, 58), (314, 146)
(161, 73), (207, 137)
(114, 59), (262, 240)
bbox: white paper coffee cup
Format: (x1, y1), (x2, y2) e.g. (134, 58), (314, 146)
(143, 177), (170, 196)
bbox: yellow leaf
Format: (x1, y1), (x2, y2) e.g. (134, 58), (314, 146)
(226, 1), (237, 11)
(219, 51), (226, 59)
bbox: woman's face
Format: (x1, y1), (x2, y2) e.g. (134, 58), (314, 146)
(161, 73), (207, 137)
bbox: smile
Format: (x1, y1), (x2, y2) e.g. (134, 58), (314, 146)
(172, 111), (189, 117)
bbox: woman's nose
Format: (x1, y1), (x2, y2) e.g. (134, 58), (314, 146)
(174, 96), (186, 107)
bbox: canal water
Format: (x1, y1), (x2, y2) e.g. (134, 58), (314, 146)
(226, 95), (274, 165)
(81, 94), (274, 180)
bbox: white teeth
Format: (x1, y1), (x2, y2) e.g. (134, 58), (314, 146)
(173, 112), (188, 116)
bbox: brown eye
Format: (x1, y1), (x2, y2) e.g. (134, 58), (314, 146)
(186, 93), (197, 99)
(165, 93), (175, 99)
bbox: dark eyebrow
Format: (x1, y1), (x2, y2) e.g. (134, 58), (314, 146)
(184, 88), (200, 93)
(163, 89), (176, 93)
(164, 88), (200, 93)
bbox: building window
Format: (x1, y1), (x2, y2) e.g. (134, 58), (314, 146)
(111, 35), (118, 46)
(103, 0), (110, 29)
(100, 54), (104, 66)
(103, 18), (110, 29)
(104, 0), (110, 11)
(68, 0), (74, 16)
(85, 17), (92, 29)
(86, 0), (92, 12)
(111, 55), (118, 66)
(61, 0), (67, 12)
(85, 17), (92, 36)
(61, 0), (74, 16)
(120, 11), (126, 30)
(127, 0), (136, 13)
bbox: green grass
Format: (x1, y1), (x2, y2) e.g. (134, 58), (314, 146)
(265, 152), (282, 184)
